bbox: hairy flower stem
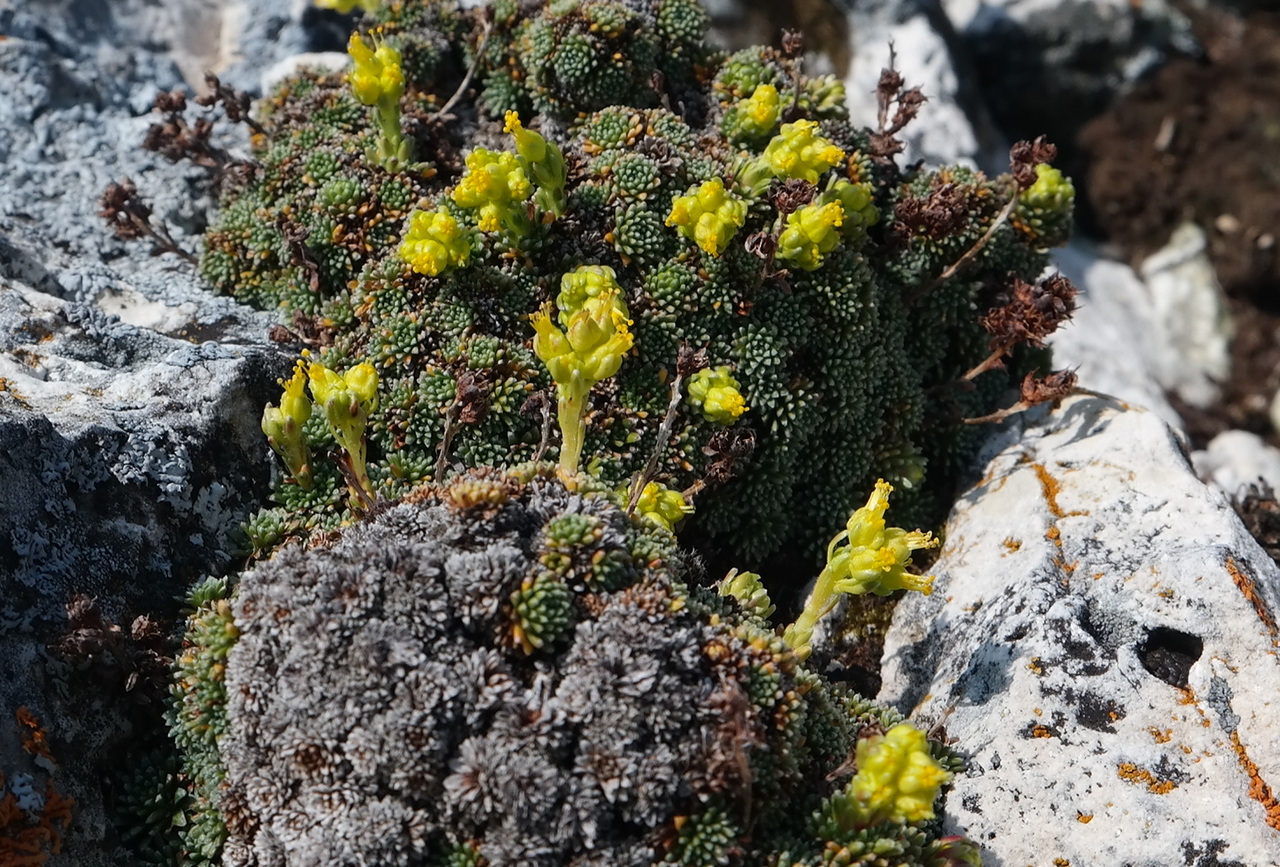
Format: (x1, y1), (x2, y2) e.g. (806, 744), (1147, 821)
(782, 563), (839, 661)
(556, 388), (588, 477)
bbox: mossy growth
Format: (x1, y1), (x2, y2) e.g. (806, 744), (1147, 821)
(203, 0), (1073, 571)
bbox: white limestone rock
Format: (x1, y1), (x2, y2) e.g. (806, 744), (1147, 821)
(1050, 226), (1232, 429)
(879, 394), (1280, 865)
(1139, 222), (1233, 409)
(1049, 241), (1183, 430)
(843, 0), (1003, 169)
(1193, 430), (1280, 500)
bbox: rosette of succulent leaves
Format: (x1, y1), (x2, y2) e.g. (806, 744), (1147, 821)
(156, 465), (981, 867)
(192, 0), (1075, 569)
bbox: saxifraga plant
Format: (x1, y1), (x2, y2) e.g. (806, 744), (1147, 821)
(112, 0), (1085, 862)
(210, 465), (979, 867)
(195, 0), (1076, 570)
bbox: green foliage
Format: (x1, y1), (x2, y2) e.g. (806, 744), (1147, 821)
(111, 745), (190, 865)
(167, 576), (239, 864)
(663, 802), (738, 866)
(203, 0), (1073, 574)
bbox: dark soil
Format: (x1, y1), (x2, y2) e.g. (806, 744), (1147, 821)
(1078, 6), (1280, 450)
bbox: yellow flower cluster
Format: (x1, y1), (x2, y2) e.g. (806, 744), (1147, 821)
(632, 481), (694, 531)
(687, 366), (748, 424)
(828, 479), (937, 597)
(262, 358), (380, 507)
(738, 83), (780, 139)
(783, 479), (937, 658)
(531, 266), (635, 475)
(665, 178), (747, 257)
(1020, 163), (1075, 213)
(346, 31), (411, 171)
(824, 179), (879, 234)
(451, 149), (534, 235)
(400, 209), (473, 276)
(347, 31), (404, 107)
(776, 200), (845, 271)
(847, 723), (953, 824)
(760, 120), (845, 184)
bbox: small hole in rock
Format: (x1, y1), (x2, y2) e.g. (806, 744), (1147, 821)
(1138, 627), (1203, 689)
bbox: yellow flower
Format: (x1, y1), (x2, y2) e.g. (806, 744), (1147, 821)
(687, 366), (748, 424)
(782, 479), (937, 658)
(665, 178), (747, 257)
(451, 149), (534, 236)
(633, 481), (693, 531)
(347, 32), (404, 108)
(822, 179), (879, 234)
(830, 480), (937, 597)
(761, 120), (845, 183)
(316, 0), (381, 12)
(400, 208), (472, 276)
(531, 272), (635, 475)
(261, 360), (314, 489)
(776, 200), (845, 270)
(848, 724), (953, 824)
(504, 111), (547, 162)
(742, 83), (780, 136)
(306, 360), (379, 505)
(556, 265), (621, 320)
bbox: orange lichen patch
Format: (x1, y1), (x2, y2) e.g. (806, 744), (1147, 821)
(1229, 730), (1280, 831)
(1033, 463), (1066, 517)
(1053, 859), (1071, 867)
(1148, 727), (1173, 744)
(0, 378), (31, 409)
(16, 708), (54, 765)
(1027, 657), (1044, 675)
(1031, 725), (1054, 739)
(1225, 556), (1277, 641)
(0, 772), (74, 865)
(1002, 537), (1022, 553)
(1076, 811), (1094, 824)
(1117, 762), (1178, 794)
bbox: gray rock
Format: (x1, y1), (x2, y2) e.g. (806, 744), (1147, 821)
(0, 0), (321, 862)
(839, 0), (1004, 169)
(940, 0), (1196, 166)
(879, 395), (1280, 866)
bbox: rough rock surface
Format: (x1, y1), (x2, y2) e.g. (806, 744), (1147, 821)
(880, 394), (1280, 866)
(841, 0), (1002, 169)
(940, 0), (1195, 175)
(0, 0), (342, 861)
